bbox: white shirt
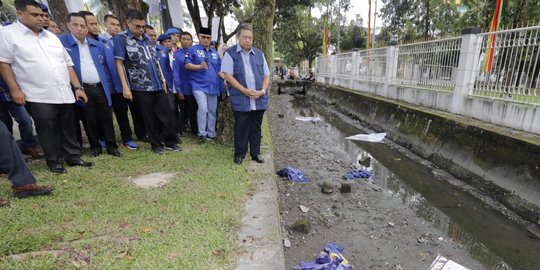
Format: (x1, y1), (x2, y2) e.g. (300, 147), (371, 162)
(74, 35), (101, 84)
(0, 22), (75, 104)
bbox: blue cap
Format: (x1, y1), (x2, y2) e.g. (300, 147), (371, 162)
(2, 21), (13, 27)
(38, 3), (49, 13)
(165, 28), (180, 35)
(157, 34), (171, 42)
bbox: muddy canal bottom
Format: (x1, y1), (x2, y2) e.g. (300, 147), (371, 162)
(268, 93), (540, 270)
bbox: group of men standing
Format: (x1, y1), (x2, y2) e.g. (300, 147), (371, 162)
(0, 0), (270, 204)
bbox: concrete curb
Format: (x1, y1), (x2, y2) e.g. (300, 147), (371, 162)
(235, 143), (286, 270)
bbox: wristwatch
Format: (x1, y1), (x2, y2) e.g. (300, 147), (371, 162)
(74, 86), (84, 91)
(262, 89), (267, 95)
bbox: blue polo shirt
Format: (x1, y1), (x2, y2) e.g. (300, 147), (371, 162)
(0, 77), (10, 102)
(173, 47), (192, 95)
(113, 31), (163, 92)
(185, 44), (221, 94)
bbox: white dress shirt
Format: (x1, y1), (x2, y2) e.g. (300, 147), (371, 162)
(0, 22), (76, 104)
(74, 35), (101, 84)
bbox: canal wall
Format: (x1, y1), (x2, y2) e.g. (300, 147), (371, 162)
(304, 82), (540, 225)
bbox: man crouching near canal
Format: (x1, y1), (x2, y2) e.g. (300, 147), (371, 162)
(221, 24), (271, 165)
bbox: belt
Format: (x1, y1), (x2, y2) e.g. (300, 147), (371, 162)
(83, 82), (102, 88)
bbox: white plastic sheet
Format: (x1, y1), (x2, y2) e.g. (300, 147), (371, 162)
(295, 116), (322, 122)
(429, 254), (470, 270)
(345, 132), (386, 142)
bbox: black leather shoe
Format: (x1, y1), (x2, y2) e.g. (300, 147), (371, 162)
(252, 154), (265, 163)
(107, 149), (122, 157)
(90, 148), (102, 157)
(234, 157), (243, 164)
(49, 165), (67, 174)
(66, 160), (94, 167)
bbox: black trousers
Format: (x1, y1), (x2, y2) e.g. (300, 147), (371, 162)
(132, 90), (178, 148)
(167, 92), (181, 133)
(0, 121), (36, 187)
(26, 102), (82, 167)
(74, 105), (90, 148)
(0, 101), (13, 133)
(111, 93), (146, 142)
(233, 110), (265, 159)
(83, 83), (118, 151)
(183, 95), (198, 135)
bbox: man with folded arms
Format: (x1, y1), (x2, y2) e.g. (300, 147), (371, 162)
(0, 0), (93, 173)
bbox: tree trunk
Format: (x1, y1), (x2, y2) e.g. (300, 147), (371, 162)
(104, 0), (142, 26)
(48, 0), (69, 32)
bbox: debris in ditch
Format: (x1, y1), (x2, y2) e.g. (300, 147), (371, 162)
(294, 242), (350, 270)
(429, 254), (470, 270)
(291, 218), (312, 234)
(278, 113), (285, 118)
(345, 132), (387, 142)
(342, 169), (372, 180)
(299, 205), (310, 213)
(276, 166), (312, 182)
(322, 181), (334, 194)
(387, 222), (395, 228)
(284, 237), (291, 248)
(340, 182), (352, 193)
(295, 116), (322, 122)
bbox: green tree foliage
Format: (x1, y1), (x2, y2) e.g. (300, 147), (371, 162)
(274, 6), (322, 68)
(339, 19), (367, 51)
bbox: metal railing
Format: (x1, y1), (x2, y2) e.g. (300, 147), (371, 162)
(474, 26), (540, 104)
(354, 48), (387, 83)
(335, 52), (353, 78)
(317, 56), (332, 76)
(394, 37), (462, 92)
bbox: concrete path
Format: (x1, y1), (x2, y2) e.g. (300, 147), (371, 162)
(235, 144), (286, 270)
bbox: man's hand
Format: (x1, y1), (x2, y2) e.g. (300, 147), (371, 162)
(75, 89), (87, 103)
(249, 89), (265, 99)
(10, 89), (25, 105)
(176, 93), (185, 100)
(123, 87), (133, 101)
(200, 61), (208, 70)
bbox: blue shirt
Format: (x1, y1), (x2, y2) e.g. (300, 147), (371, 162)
(104, 38), (122, 93)
(173, 47), (192, 95)
(113, 30), (163, 92)
(221, 46), (269, 110)
(156, 45), (174, 92)
(185, 44), (221, 94)
(0, 77), (10, 102)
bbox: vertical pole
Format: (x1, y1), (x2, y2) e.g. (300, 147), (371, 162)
(350, 51), (358, 90)
(451, 28), (483, 114)
(384, 40), (398, 98)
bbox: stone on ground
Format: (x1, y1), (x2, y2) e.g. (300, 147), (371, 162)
(291, 218), (312, 234)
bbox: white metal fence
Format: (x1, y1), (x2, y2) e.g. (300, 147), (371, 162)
(474, 26), (540, 103)
(355, 48), (387, 83)
(394, 38), (462, 92)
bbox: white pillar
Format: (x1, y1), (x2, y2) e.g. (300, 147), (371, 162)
(350, 51), (358, 90)
(330, 55), (336, 85)
(451, 28), (482, 114)
(383, 43), (398, 98)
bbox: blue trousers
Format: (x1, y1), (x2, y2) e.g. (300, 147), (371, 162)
(0, 101), (39, 151)
(193, 90), (218, 138)
(0, 120), (36, 187)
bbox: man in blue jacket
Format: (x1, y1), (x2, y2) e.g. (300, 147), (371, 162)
(173, 31), (197, 135)
(157, 33), (182, 137)
(221, 24), (270, 164)
(185, 27), (225, 142)
(60, 13), (121, 157)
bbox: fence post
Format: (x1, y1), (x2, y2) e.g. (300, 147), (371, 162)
(383, 40), (399, 98)
(350, 51), (358, 89)
(330, 54), (336, 85)
(451, 28), (482, 114)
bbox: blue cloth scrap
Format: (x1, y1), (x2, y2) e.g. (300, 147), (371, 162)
(294, 243), (350, 270)
(276, 166), (311, 182)
(342, 169), (372, 180)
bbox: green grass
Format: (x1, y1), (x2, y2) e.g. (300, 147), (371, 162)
(0, 136), (252, 269)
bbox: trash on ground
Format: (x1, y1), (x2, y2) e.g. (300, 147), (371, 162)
(294, 242), (350, 270)
(299, 205), (310, 213)
(276, 166), (312, 182)
(342, 169), (372, 180)
(340, 182), (352, 193)
(345, 132), (386, 142)
(295, 116), (322, 122)
(429, 254), (470, 270)
(283, 237), (291, 248)
(322, 181), (334, 194)
(291, 218), (312, 234)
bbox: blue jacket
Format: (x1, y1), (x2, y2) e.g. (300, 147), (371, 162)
(59, 34), (113, 106)
(173, 47), (192, 95)
(185, 44), (221, 95)
(225, 45), (268, 112)
(0, 77), (10, 102)
(103, 38), (123, 93)
(156, 45), (174, 93)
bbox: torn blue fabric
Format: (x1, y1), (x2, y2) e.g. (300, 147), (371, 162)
(342, 169), (372, 180)
(276, 166), (311, 182)
(294, 242), (350, 270)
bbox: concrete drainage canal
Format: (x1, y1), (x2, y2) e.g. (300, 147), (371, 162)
(268, 91), (540, 270)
